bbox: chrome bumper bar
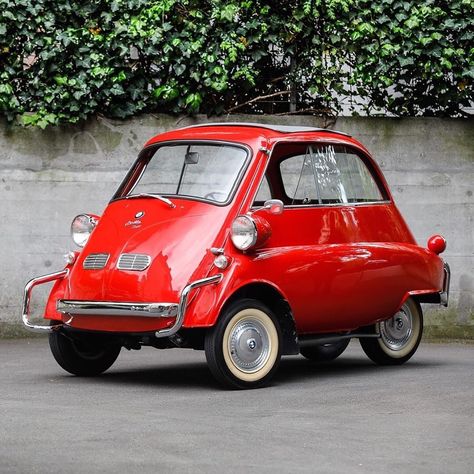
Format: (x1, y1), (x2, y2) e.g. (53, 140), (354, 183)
(440, 262), (451, 307)
(57, 300), (178, 318)
(156, 273), (223, 338)
(22, 270), (222, 338)
(22, 269), (70, 332)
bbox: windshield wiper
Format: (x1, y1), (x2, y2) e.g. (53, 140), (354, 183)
(125, 193), (175, 208)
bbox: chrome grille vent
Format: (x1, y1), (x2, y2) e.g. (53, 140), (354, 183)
(117, 253), (151, 271)
(83, 253), (109, 270)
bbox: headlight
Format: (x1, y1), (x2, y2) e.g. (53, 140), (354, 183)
(71, 214), (98, 248)
(231, 215), (257, 250)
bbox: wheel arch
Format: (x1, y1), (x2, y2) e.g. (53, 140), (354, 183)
(403, 290), (441, 307)
(219, 282), (299, 355)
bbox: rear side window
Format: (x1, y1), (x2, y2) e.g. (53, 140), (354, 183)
(280, 145), (385, 205)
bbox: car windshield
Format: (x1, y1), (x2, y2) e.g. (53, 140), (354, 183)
(124, 143), (248, 204)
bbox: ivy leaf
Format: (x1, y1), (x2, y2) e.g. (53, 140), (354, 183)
(399, 57), (414, 67)
(173, 63), (186, 76)
(220, 4), (239, 22)
(185, 92), (202, 110)
(54, 76), (68, 86)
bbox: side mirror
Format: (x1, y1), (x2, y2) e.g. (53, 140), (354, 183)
(263, 199), (284, 215)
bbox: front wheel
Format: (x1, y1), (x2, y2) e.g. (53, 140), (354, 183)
(360, 298), (423, 365)
(49, 329), (121, 376)
(205, 299), (282, 389)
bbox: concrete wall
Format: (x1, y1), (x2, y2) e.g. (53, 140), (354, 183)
(1, 115), (472, 334)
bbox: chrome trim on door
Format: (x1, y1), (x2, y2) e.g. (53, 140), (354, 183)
(22, 269), (69, 332)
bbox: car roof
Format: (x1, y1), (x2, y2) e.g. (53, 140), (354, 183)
(144, 121), (361, 150)
(177, 122), (351, 137)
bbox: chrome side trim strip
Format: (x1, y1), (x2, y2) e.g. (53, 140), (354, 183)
(282, 200), (391, 209)
(156, 274), (223, 338)
(22, 269), (69, 333)
(440, 262), (451, 307)
(57, 300), (178, 318)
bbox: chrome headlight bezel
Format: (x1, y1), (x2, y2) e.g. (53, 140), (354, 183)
(71, 214), (98, 248)
(231, 215), (257, 251)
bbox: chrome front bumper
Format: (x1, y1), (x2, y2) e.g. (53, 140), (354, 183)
(56, 300), (178, 318)
(22, 271), (222, 338)
(22, 269), (70, 332)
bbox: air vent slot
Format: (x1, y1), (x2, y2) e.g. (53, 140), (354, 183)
(83, 253), (109, 270)
(117, 253), (151, 271)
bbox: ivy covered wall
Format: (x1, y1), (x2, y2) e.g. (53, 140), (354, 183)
(0, 0), (473, 127)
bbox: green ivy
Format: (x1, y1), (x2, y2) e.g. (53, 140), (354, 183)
(0, 0), (472, 127)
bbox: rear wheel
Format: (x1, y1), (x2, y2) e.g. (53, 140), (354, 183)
(205, 299), (281, 389)
(360, 298), (423, 365)
(49, 328), (121, 376)
(300, 339), (350, 362)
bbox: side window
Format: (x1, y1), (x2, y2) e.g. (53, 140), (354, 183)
(280, 145), (385, 205)
(312, 146), (347, 203)
(335, 150), (384, 202)
(280, 150), (320, 204)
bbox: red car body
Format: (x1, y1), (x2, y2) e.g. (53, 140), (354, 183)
(23, 123), (450, 388)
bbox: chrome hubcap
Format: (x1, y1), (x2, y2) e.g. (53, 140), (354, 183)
(380, 305), (413, 351)
(247, 338), (257, 350)
(229, 319), (270, 373)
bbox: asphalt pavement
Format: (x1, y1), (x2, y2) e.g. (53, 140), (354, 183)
(0, 339), (472, 474)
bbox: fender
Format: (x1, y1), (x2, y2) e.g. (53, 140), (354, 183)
(185, 242), (447, 333)
(44, 266), (72, 322)
(185, 268), (291, 329)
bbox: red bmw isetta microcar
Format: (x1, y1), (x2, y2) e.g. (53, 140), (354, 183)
(23, 123), (450, 389)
